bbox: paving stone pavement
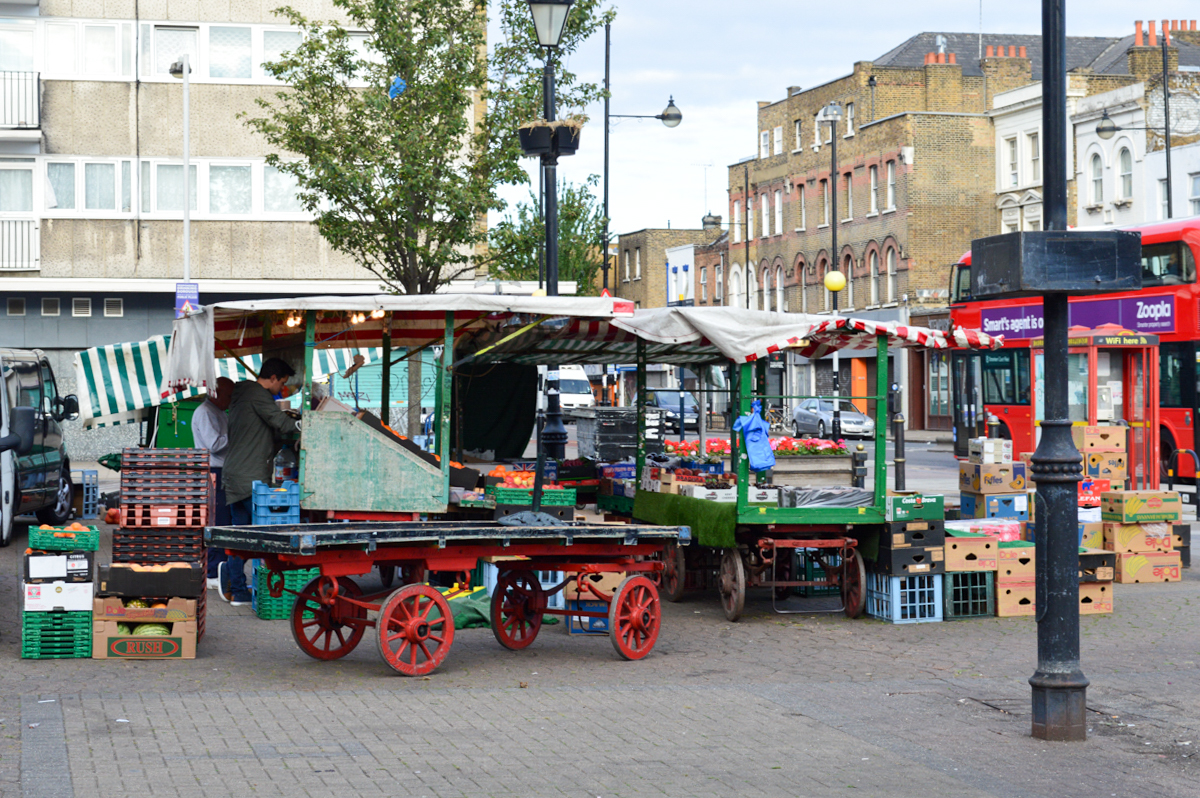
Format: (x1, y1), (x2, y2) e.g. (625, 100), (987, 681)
(3, 520), (1199, 796)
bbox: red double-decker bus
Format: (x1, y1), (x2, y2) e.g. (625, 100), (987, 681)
(948, 217), (1200, 481)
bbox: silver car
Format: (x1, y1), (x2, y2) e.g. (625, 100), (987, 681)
(791, 398), (876, 440)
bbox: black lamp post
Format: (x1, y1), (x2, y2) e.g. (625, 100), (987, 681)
(819, 101), (845, 441)
(527, 0), (575, 459)
(600, 23), (681, 290)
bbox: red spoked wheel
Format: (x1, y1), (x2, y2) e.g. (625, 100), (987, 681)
(718, 548), (745, 622)
(841, 547), (867, 619)
(609, 575), (661, 661)
(491, 569), (546, 651)
(376, 584), (454, 676)
(660, 541), (687, 602)
(290, 576), (368, 661)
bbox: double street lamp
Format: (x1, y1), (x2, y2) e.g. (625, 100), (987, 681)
(818, 101), (845, 441)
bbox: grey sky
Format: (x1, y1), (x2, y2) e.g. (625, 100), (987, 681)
(491, 1), (1200, 239)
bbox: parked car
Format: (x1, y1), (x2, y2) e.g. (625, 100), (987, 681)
(791, 398), (875, 440)
(1, 349), (79, 546)
(637, 390), (700, 434)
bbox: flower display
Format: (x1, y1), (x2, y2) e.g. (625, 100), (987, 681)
(663, 437), (847, 458)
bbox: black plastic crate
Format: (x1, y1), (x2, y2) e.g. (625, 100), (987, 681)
(883, 520), (946, 549)
(944, 571), (995, 619)
(869, 545), (945, 576)
(1079, 549), (1116, 582)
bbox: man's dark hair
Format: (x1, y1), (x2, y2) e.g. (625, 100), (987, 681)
(260, 357), (296, 381)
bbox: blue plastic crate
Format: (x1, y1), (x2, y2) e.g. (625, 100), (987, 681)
(681, 460), (724, 475)
(481, 563), (565, 610)
(866, 572), (943, 624)
(565, 599), (609, 634)
(251, 480), (300, 524)
(72, 470), (99, 520)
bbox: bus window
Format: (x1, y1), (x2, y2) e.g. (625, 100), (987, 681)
(1142, 241), (1196, 286)
(981, 350), (1030, 405)
(1160, 342), (1191, 407)
(950, 262), (972, 303)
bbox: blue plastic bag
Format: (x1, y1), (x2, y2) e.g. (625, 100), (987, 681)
(733, 399), (776, 472)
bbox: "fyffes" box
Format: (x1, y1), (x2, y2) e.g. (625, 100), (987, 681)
(1101, 491), (1182, 524)
(958, 463), (1028, 494)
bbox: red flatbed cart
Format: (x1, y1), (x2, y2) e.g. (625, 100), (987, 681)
(205, 519), (689, 675)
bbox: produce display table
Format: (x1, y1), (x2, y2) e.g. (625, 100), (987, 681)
(206, 520), (689, 676)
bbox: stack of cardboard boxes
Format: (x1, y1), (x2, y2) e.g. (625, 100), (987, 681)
(93, 448), (209, 659)
(1101, 490), (1183, 584)
(21, 525), (99, 659)
(960, 438), (1032, 529)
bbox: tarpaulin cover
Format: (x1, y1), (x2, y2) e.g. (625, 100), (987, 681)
(633, 490), (737, 549)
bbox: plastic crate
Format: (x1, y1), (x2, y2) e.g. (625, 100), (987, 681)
(480, 562), (565, 610)
(29, 525), (100, 552)
(486, 487), (576, 506)
(21, 610), (93, 659)
(596, 493), (634, 515)
(72, 470), (99, 519)
(866, 572), (943, 624)
(943, 571), (995, 619)
(252, 481), (301, 524)
(250, 562), (320, 620)
(798, 550), (841, 597)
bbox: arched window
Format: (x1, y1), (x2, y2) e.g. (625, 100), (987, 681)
(869, 250), (880, 306)
(843, 253), (854, 310)
(822, 260), (831, 312)
(1090, 153), (1103, 204)
(761, 267), (771, 311)
(715, 263), (723, 303)
(730, 266), (742, 308)
(775, 266), (785, 312)
(886, 247), (898, 303)
(1118, 147), (1133, 200)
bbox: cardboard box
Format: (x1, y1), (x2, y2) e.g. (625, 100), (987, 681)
(23, 581), (94, 612)
(92, 620), (197, 659)
(1085, 452), (1128, 481)
(1080, 522), (1103, 549)
(968, 437), (1013, 464)
(92, 597), (198, 623)
(1114, 551), (1182, 583)
(1079, 506), (1102, 524)
(1102, 522), (1173, 553)
(564, 600), (609, 635)
(943, 531), (998, 571)
(1078, 548), (1116, 582)
(1078, 581), (1113, 614)
(1078, 479), (1110, 507)
(997, 541), (1035, 583)
(747, 487), (780, 505)
(884, 520), (946, 549)
(1071, 425), (1126, 452)
(97, 562), (206, 599)
(960, 491), (1029, 521)
(23, 550), (94, 584)
(870, 545), (944, 576)
(945, 519), (1020, 542)
(683, 485), (736, 502)
(599, 463), (636, 480)
(563, 572), (625, 601)
(884, 492), (945, 522)
(1101, 491), (1182, 524)
(959, 463), (1028, 494)
(996, 582), (1036, 617)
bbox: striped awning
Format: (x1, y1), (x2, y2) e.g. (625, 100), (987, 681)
(74, 335), (381, 430)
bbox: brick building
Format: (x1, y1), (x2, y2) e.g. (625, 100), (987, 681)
(719, 28), (1181, 430)
(614, 225), (722, 309)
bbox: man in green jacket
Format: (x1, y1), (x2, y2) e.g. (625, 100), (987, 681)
(220, 357), (299, 604)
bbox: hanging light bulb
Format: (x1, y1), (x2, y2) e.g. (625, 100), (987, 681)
(370, 309), (386, 320)
(284, 312), (302, 328)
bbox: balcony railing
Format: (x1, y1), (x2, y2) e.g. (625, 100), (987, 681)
(0, 72), (38, 129)
(0, 219), (39, 271)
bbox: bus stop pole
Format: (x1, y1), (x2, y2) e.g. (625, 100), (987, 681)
(1028, 0), (1088, 742)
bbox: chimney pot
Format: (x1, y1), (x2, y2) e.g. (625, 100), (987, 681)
(1019, 46), (1027, 58)
(1136, 21), (1144, 47)
(938, 52), (946, 64)
(1149, 20), (1157, 47)
(948, 52), (957, 64)
(986, 44), (993, 58)
(924, 52), (932, 64)
(1172, 20), (1178, 31)
(1192, 20), (1197, 31)
(1009, 45), (1018, 57)
(1164, 20), (1171, 47)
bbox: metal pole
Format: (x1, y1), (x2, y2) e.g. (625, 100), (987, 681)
(830, 117), (842, 441)
(892, 412), (906, 490)
(1029, 0), (1087, 742)
(542, 56), (566, 460)
(182, 54), (190, 282)
(1163, 36), (1173, 220)
(602, 23), (611, 290)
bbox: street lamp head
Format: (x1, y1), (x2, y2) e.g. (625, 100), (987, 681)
(527, 0), (575, 48)
(168, 56), (191, 79)
(824, 269), (846, 293)
(660, 96), (682, 128)
(819, 101), (842, 123)
(867, 75), (877, 89)
(1096, 110), (1118, 140)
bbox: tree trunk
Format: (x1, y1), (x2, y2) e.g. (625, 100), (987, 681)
(407, 349), (423, 437)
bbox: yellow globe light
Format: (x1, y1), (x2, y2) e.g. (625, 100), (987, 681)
(823, 269), (846, 293)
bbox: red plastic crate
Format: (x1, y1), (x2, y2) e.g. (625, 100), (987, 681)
(120, 505), (208, 528)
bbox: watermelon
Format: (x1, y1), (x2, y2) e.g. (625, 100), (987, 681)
(116, 623), (133, 635)
(132, 623), (171, 636)
(125, 599), (150, 609)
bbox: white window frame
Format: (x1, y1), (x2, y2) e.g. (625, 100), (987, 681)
(1006, 137), (1018, 187)
(1159, 179), (1170, 221)
(1191, 173), (1200, 216)
(773, 126), (783, 156)
(72, 297), (91, 317)
(700, 265), (707, 303)
(775, 265), (785, 312)
(844, 102), (855, 137)
(732, 201), (741, 242)
(820, 180), (830, 227)
(797, 185), (806, 231)
(103, 297), (123, 317)
(886, 247), (898, 303)
(0, 158), (37, 217)
(813, 114), (821, 148)
(843, 255), (853, 309)
(715, 261), (723, 302)
(1119, 148), (1133, 200)
(760, 194), (769, 238)
(868, 165), (878, 214)
(1090, 153), (1104, 204)
(623, 249), (630, 282)
(869, 250), (880, 306)
(1028, 131), (1040, 183)
(635, 247), (641, 280)
(885, 161), (896, 211)
(824, 117), (833, 144)
(842, 172), (853, 222)
(793, 119), (802, 151)
(760, 130), (770, 159)
(774, 189), (782, 235)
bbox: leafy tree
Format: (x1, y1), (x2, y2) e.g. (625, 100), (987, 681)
(488, 176), (605, 295)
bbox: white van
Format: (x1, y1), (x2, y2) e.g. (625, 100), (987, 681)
(537, 364), (596, 413)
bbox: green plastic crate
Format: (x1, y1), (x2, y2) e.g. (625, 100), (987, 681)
(29, 525), (100, 552)
(596, 494), (634, 514)
(21, 610), (92, 629)
(943, 571), (995, 619)
(486, 486), (576, 506)
(798, 550), (841, 597)
(252, 565), (320, 620)
(22, 611), (93, 659)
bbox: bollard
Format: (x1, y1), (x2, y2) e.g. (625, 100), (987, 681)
(893, 412), (906, 491)
(852, 444), (868, 488)
(988, 414), (1002, 439)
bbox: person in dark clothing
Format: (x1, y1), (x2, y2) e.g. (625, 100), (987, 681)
(220, 357), (299, 604)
